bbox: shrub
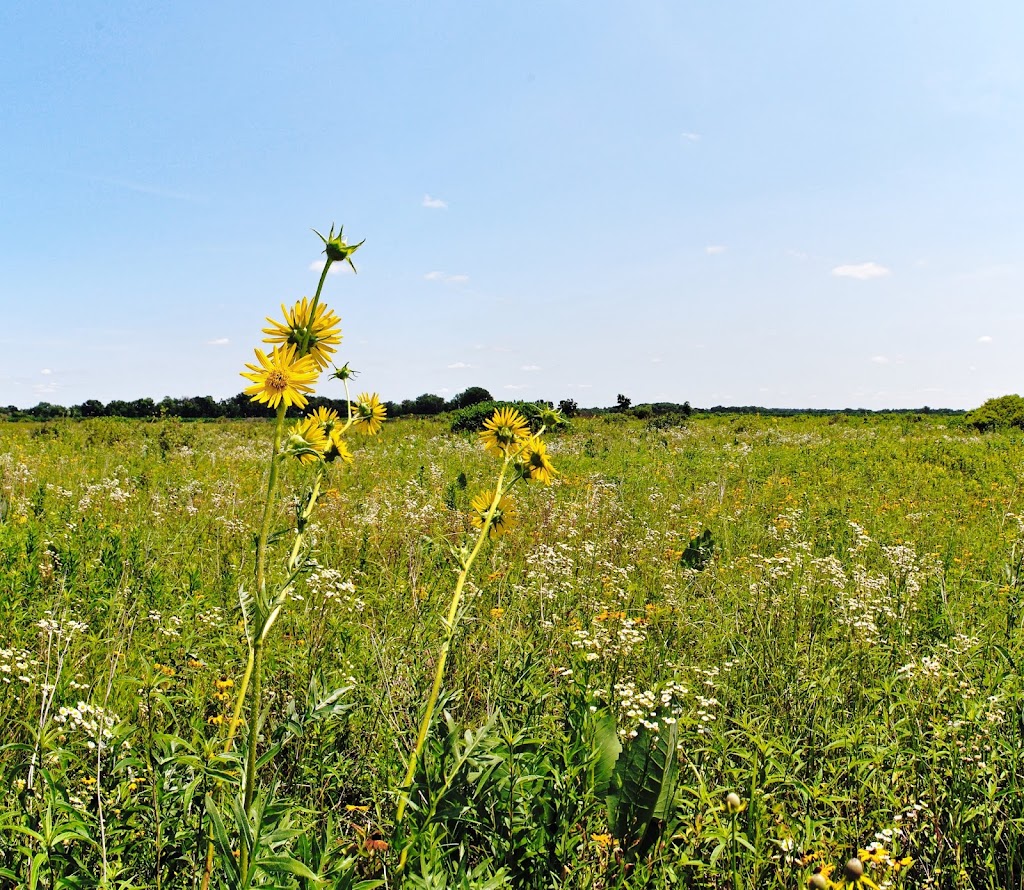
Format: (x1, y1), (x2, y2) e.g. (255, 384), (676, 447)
(965, 394), (1024, 431)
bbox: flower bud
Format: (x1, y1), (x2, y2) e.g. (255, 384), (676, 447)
(726, 792), (743, 813)
(844, 858), (864, 880)
(315, 224), (364, 271)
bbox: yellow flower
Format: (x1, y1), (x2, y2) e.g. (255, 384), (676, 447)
(311, 406), (354, 463)
(241, 344), (319, 410)
(479, 407), (530, 457)
(284, 415), (329, 464)
(470, 490), (516, 538)
(262, 297), (343, 370)
(351, 392), (386, 436)
(591, 832), (614, 849)
(518, 436), (556, 484)
(834, 859), (878, 890)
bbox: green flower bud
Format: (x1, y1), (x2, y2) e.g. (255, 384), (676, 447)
(314, 224), (365, 272)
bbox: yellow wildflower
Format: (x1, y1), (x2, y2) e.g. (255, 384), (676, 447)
(518, 436), (556, 484)
(470, 490), (516, 538)
(284, 415), (329, 464)
(262, 297), (342, 370)
(351, 392), (386, 435)
(241, 344), (319, 410)
(479, 407), (530, 457)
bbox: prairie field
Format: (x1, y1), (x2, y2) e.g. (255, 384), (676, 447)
(1, 413), (1023, 889)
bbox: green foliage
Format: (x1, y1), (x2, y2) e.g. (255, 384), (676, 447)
(680, 528), (715, 570)
(965, 393), (1024, 431)
(2, 414), (1024, 887)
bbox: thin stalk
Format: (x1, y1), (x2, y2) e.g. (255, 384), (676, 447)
(256, 405), (288, 595)
(394, 459), (513, 869)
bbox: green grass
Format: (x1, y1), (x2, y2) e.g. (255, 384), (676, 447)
(1, 413), (1023, 888)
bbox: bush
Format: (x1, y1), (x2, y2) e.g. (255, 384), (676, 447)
(965, 394), (1024, 431)
(449, 400), (543, 433)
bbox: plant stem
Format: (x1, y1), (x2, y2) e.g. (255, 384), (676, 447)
(394, 460), (512, 869)
(256, 404), (288, 596)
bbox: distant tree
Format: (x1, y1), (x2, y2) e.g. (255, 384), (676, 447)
(558, 398), (578, 418)
(79, 399), (106, 418)
(413, 393), (447, 416)
(615, 394), (631, 412)
(29, 402), (66, 420)
(449, 386), (493, 410)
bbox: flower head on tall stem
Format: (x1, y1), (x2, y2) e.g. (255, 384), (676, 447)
(263, 297), (342, 370)
(310, 406), (353, 463)
(517, 436), (556, 484)
(479, 407), (530, 457)
(283, 416), (328, 464)
(469, 490), (516, 538)
(351, 392), (386, 435)
(241, 344), (319, 410)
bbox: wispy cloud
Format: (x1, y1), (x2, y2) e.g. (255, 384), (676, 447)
(504, 384), (528, 391)
(681, 132), (701, 142)
(40, 368), (52, 375)
(33, 382), (58, 395)
(309, 260), (353, 276)
(870, 355), (890, 365)
(705, 245), (726, 255)
(977, 335), (993, 343)
(424, 271), (469, 284)
(447, 361), (473, 369)
(832, 262), (891, 280)
(520, 364), (541, 371)
(206, 337), (230, 346)
(422, 194), (448, 209)
(95, 176), (206, 203)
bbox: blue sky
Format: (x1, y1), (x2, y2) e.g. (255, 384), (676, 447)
(2, 1), (1022, 410)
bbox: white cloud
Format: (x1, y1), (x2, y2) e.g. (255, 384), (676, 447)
(870, 355), (890, 365)
(705, 245), (726, 255)
(40, 368), (52, 375)
(977, 335), (993, 343)
(681, 132), (701, 142)
(422, 194), (448, 209)
(33, 383), (58, 394)
(832, 262), (891, 280)
(424, 271), (469, 284)
(206, 337), (230, 346)
(447, 361), (473, 369)
(521, 364), (541, 371)
(504, 384), (528, 390)
(309, 260), (353, 276)
(650, 356), (663, 364)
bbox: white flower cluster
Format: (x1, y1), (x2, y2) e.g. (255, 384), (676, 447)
(54, 701), (120, 750)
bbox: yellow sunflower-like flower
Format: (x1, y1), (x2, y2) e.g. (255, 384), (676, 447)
(351, 392), (386, 435)
(262, 297), (342, 371)
(284, 415), (328, 464)
(479, 407), (530, 457)
(469, 489), (516, 538)
(241, 344), (319, 410)
(311, 406), (354, 464)
(517, 436), (556, 484)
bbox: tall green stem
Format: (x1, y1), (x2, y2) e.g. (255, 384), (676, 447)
(394, 460), (512, 868)
(256, 405), (288, 596)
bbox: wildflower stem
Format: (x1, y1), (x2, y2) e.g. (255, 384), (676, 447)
(256, 404), (288, 595)
(303, 258), (333, 353)
(395, 458), (512, 869)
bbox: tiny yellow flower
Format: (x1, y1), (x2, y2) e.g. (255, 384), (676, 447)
(479, 408), (530, 457)
(490, 607), (505, 619)
(470, 490), (516, 538)
(591, 833), (614, 849)
(241, 344), (319, 410)
(351, 392), (386, 435)
(263, 297), (342, 370)
(345, 804), (370, 812)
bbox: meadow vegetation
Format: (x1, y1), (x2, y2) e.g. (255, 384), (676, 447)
(1, 233), (1023, 889)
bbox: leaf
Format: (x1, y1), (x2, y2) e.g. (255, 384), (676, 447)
(255, 854), (324, 882)
(592, 710), (622, 798)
